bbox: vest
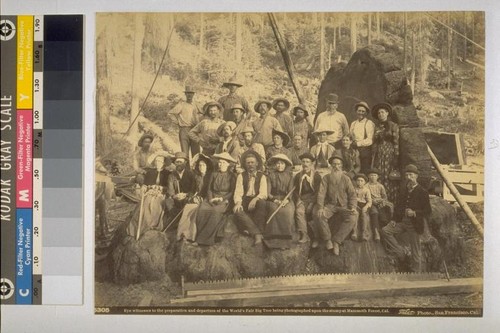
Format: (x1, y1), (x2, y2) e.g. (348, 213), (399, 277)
(242, 171), (264, 197)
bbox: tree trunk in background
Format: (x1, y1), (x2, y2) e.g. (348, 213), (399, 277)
(403, 12), (407, 74)
(471, 13), (475, 57)
(96, 28), (112, 155)
(320, 12), (325, 78)
(333, 24), (337, 54)
(130, 14), (145, 139)
(367, 13), (372, 45)
(376, 12), (381, 39)
(418, 16), (426, 88)
(328, 43), (332, 69)
(447, 12), (452, 90)
(410, 31), (416, 94)
(350, 14), (357, 55)
(463, 12), (467, 61)
(198, 13), (204, 67)
(235, 13), (242, 66)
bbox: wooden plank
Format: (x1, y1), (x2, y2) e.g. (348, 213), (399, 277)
(172, 278), (482, 307)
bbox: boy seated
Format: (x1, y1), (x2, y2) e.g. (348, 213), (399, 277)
(367, 168), (393, 241)
(352, 173), (372, 241)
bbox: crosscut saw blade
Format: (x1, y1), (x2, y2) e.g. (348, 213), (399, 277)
(184, 272), (445, 294)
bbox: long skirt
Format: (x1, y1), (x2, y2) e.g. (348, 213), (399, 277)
(373, 141), (398, 203)
(256, 200), (295, 249)
(195, 201), (229, 245)
(126, 191), (165, 239)
(176, 203), (200, 241)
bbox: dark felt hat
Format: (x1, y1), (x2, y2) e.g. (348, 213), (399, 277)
(298, 152), (316, 162)
(292, 104), (309, 117)
(240, 149), (263, 168)
(173, 151), (189, 162)
(254, 100), (272, 113)
(404, 164), (419, 175)
(353, 173), (368, 182)
(272, 98), (290, 111)
(272, 129), (290, 147)
(222, 74), (243, 88)
(328, 153), (344, 165)
(184, 86), (195, 93)
(367, 168), (381, 176)
(230, 103), (246, 113)
(138, 133), (154, 147)
(326, 93), (339, 104)
(371, 102), (393, 119)
(217, 121), (236, 137)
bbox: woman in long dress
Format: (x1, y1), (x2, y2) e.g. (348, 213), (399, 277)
(127, 151), (172, 239)
(195, 152), (237, 245)
(255, 154), (295, 249)
(371, 103), (399, 203)
(176, 153), (213, 242)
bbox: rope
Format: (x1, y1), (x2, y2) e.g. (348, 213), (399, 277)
(98, 23), (176, 160)
(423, 13), (485, 51)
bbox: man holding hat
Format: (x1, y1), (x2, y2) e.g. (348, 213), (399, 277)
(168, 86), (203, 157)
(293, 152), (322, 244)
(272, 98), (294, 145)
(381, 164), (431, 272)
(218, 75), (250, 122)
(292, 104), (313, 149)
(349, 101), (375, 174)
(165, 152), (198, 226)
(314, 93), (349, 149)
(215, 121), (240, 161)
(188, 101), (225, 156)
(310, 129), (336, 174)
(252, 100), (283, 147)
(314, 153), (358, 255)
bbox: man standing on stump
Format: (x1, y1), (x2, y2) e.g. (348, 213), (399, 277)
(382, 164), (431, 272)
(314, 93), (349, 149)
(349, 101), (375, 174)
(168, 86), (202, 158)
(314, 154), (358, 255)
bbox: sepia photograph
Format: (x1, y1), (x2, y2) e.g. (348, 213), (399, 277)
(94, 12), (484, 315)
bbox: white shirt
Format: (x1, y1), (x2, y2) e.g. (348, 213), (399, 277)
(350, 118), (375, 147)
(234, 173), (268, 205)
(314, 111), (349, 144)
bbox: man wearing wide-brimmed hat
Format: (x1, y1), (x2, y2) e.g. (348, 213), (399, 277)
(218, 74), (250, 122)
(188, 101), (225, 156)
(293, 152), (322, 244)
(292, 104), (313, 149)
(272, 98), (294, 145)
(238, 126), (266, 168)
(349, 101), (375, 174)
(230, 103), (253, 144)
(314, 154), (358, 255)
(133, 133), (156, 184)
(252, 100), (283, 147)
(309, 129), (336, 173)
(165, 152), (198, 227)
(381, 164), (431, 272)
(168, 86), (203, 157)
(265, 129), (292, 162)
(314, 93), (349, 148)
(215, 121), (240, 161)
(233, 150), (268, 245)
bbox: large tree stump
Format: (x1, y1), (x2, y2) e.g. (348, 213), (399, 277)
(167, 216), (310, 283)
(112, 230), (169, 285)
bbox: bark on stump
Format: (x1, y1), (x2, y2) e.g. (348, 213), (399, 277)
(112, 230), (169, 285)
(167, 215), (310, 283)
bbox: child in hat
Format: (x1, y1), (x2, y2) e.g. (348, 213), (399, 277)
(367, 168), (393, 241)
(352, 173), (372, 241)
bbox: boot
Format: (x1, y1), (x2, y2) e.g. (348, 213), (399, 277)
(332, 242), (340, 256)
(325, 239), (334, 250)
(254, 234), (263, 245)
(311, 240), (319, 249)
(298, 231), (310, 243)
(374, 228), (381, 242)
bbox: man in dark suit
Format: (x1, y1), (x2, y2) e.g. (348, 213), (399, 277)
(165, 152), (198, 225)
(381, 164), (432, 272)
(314, 154), (358, 255)
(293, 152), (322, 245)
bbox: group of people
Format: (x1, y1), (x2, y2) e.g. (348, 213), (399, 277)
(126, 79), (432, 271)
